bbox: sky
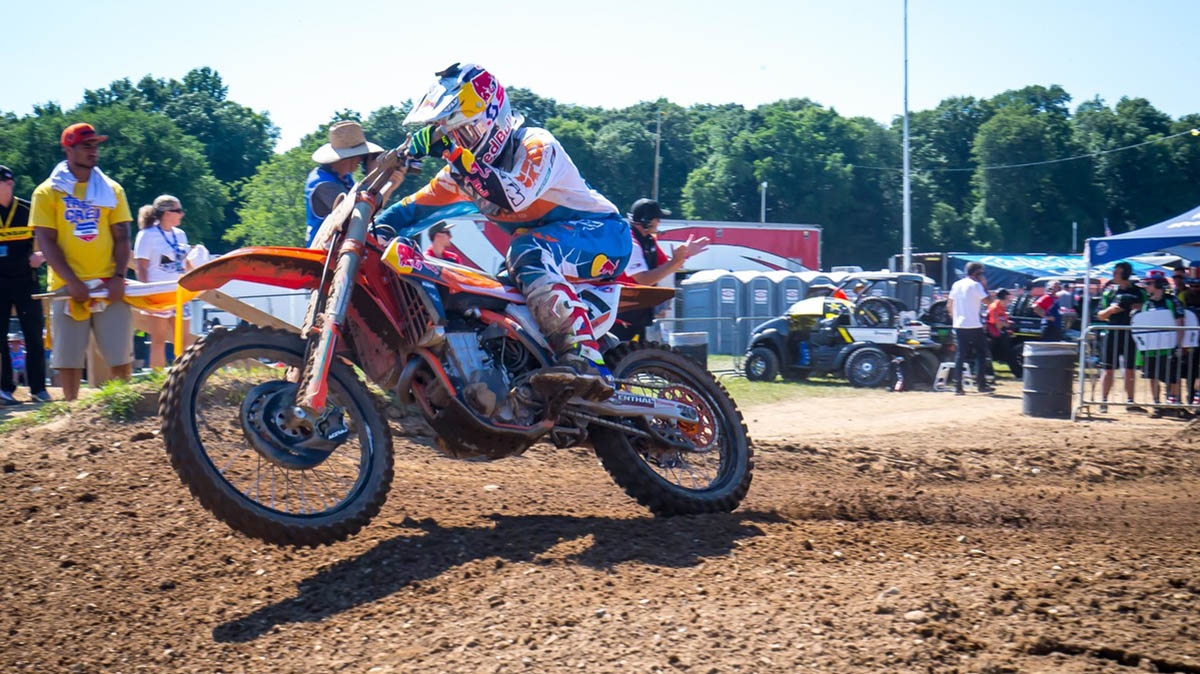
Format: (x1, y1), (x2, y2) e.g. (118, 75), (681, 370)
(5, 0), (1198, 150)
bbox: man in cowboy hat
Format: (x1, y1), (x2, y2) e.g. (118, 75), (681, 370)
(305, 121), (400, 246)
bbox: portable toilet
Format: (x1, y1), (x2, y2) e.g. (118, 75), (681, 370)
(765, 270), (805, 316)
(679, 270), (741, 354)
(734, 271), (774, 354)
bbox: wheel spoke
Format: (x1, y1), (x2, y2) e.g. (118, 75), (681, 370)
(182, 345), (374, 520)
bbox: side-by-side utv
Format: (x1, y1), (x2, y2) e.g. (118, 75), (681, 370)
(742, 295), (944, 389)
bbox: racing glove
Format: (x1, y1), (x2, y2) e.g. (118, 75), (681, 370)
(409, 126), (453, 159)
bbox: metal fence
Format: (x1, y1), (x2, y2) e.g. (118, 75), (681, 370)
(651, 316), (778, 376)
(1075, 324), (1200, 418)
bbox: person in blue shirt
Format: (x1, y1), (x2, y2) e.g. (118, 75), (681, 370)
(305, 122), (402, 246)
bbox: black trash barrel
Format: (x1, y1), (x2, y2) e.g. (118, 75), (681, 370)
(668, 332), (709, 368)
(1022, 342), (1076, 418)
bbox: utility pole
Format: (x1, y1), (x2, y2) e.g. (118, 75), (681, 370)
(760, 181), (768, 223)
(652, 112), (662, 202)
(1072, 221), (1078, 252)
(902, 0), (912, 273)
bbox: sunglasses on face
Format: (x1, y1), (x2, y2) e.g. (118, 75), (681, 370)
(164, 208), (184, 214)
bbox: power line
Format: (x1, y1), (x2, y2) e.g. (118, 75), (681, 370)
(852, 128), (1200, 173)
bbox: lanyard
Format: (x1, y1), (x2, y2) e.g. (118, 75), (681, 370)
(2, 201), (16, 228)
(156, 225), (184, 259)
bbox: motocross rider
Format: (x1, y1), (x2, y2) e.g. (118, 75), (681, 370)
(376, 64), (630, 401)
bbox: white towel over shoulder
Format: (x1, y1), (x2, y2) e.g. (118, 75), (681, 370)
(48, 161), (118, 209)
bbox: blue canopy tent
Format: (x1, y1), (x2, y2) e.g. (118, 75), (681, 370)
(949, 254), (1164, 290)
(1086, 204), (1200, 265)
(1075, 203), (1200, 418)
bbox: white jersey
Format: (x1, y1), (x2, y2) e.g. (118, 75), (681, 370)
(134, 226), (189, 283)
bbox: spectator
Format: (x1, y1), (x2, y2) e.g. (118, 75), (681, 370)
(986, 288), (1014, 376)
(1136, 275), (1185, 418)
(1033, 280), (1063, 341)
(1179, 274), (1200, 406)
(613, 198), (708, 341)
(1171, 264), (1188, 296)
(1095, 261), (1146, 413)
(0, 165), (50, 405)
(305, 121), (401, 247)
(424, 222), (462, 263)
(133, 194), (195, 368)
(947, 261), (993, 395)
(1055, 282), (1075, 312)
(31, 123), (134, 402)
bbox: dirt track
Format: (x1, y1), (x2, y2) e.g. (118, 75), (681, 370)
(3, 379), (1200, 673)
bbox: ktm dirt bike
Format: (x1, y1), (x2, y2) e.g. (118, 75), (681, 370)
(159, 138), (752, 547)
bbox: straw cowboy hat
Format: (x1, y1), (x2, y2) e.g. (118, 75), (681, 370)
(311, 121), (384, 164)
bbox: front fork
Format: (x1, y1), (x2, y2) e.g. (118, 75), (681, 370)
(288, 194), (377, 429)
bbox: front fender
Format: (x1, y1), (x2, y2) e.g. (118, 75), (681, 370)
(749, 327), (787, 356)
(179, 246), (327, 293)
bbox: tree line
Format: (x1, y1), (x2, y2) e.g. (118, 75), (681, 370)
(1, 69), (1197, 268)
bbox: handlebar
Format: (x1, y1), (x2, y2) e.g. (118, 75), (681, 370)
(361, 126), (447, 198)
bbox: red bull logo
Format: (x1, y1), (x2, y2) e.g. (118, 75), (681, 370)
(591, 255), (617, 277)
(471, 72), (498, 102)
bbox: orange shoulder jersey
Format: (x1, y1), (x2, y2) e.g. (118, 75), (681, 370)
(376, 127), (619, 236)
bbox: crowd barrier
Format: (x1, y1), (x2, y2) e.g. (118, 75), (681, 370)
(651, 316), (778, 374)
(1074, 324), (1200, 418)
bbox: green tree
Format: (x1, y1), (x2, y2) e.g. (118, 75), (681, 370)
(226, 143), (316, 248)
(0, 104), (229, 247)
(971, 86), (1096, 253)
(82, 68), (278, 186)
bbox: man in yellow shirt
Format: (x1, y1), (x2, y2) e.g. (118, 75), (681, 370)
(31, 123), (134, 401)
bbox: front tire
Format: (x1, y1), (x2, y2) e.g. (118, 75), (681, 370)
(159, 325), (393, 547)
(744, 346), (780, 381)
(593, 342), (753, 516)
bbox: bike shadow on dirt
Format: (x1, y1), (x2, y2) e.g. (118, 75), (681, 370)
(212, 510), (781, 643)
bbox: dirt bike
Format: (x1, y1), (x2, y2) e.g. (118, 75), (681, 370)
(159, 137), (753, 547)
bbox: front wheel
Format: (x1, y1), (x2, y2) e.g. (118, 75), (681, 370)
(593, 342), (753, 516)
(744, 346), (780, 381)
(159, 325), (393, 547)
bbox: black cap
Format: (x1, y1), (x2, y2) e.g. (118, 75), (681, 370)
(628, 198), (671, 224)
(0, 165), (13, 182)
(429, 221), (454, 237)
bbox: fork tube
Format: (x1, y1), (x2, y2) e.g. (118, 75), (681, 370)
(295, 196), (373, 414)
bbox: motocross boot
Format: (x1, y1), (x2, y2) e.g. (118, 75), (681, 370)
(525, 282), (615, 403)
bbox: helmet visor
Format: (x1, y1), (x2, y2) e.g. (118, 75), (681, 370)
(450, 116), (491, 153)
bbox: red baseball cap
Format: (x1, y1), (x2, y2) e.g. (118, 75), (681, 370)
(61, 123), (109, 148)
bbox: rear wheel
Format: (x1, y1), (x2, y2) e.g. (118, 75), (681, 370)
(593, 343), (753, 516)
(159, 325), (393, 547)
(1007, 342), (1025, 378)
(844, 346), (890, 388)
(743, 346), (780, 381)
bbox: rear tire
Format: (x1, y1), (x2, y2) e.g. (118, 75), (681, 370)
(844, 346), (890, 388)
(593, 343), (753, 516)
(159, 325), (393, 547)
(743, 346), (780, 381)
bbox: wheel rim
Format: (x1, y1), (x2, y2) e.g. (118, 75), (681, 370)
(615, 358), (734, 493)
(748, 355), (766, 378)
(186, 344), (375, 518)
(851, 353), (886, 385)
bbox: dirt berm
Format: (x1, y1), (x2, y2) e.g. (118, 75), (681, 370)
(3, 379), (1200, 673)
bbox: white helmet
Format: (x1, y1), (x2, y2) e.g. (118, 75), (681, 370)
(403, 63), (524, 163)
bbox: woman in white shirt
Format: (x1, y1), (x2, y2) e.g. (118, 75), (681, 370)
(133, 195), (195, 368)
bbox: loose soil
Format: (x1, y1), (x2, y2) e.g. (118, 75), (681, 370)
(3, 378), (1199, 673)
